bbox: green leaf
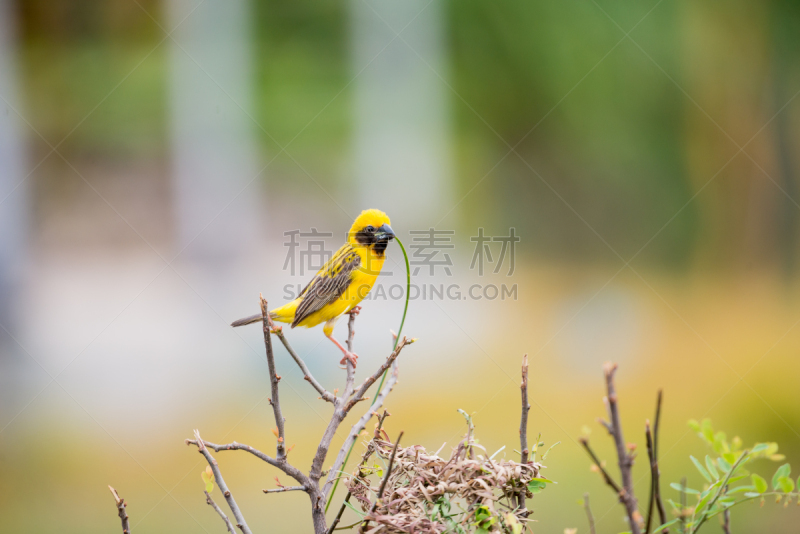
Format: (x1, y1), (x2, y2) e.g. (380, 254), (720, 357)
(692, 456), (712, 482)
(751, 443), (769, 454)
(772, 464), (791, 490)
(713, 431), (728, 454)
(666, 499), (681, 512)
(705, 455), (719, 479)
(727, 485), (755, 494)
(717, 456), (732, 473)
(701, 419), (714, 443)
(695, 490), (713, 514)
(541, 441), (561, 460)
(744, 492), (761, 498)
(688, 419), (700, 432)
(722, 452), (738, 465)
(653, 519), (680, 533)
(670, 482), (700, 495)
(752, 474), (768, 493)
(777, 476), (795, 494)
(201, 467), (214, 493)
(527, 478), (548, 494)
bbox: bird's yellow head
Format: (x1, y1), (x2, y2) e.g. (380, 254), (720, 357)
(348, 209), (394, 256)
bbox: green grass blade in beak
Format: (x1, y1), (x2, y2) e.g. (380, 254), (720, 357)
(376, 223), (395, 241)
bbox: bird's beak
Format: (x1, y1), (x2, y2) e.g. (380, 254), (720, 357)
(375, 224), (395, 242)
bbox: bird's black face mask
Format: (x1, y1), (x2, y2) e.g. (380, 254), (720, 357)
(355, 223), (395, 255)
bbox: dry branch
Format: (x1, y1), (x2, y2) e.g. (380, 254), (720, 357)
(205, 490), (235, 533)
(645, 390), (667, 534)
(261, 296), (286, 459)
(272, 315), (336, 404)
(517, 354), (531, 513)
(192, 430), (253, 534)
(185, 439), (309, 487)
(602, 362), (642, 534)
(347, 337), (408, 410)
(263, 486), (305, 494)
(584, 493), (596, 534)
(144, 298), (410, 534)
(327, 410), (391, 534)
(579, 437), (623, 494)
(108, 486), (131, 534)
(360, 431), (404, 533)
(322, 363), (402, 499)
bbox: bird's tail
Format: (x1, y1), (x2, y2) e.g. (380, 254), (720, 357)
(231, 312), (274, 327)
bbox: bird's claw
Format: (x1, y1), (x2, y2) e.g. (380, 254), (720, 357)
(348, 306), (362, 317)
(339, 350), (359, 368)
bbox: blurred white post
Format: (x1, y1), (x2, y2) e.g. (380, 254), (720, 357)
(0, 0), (29, 328)
(350, 0), (453, 225)
(167, 0), (262, 263)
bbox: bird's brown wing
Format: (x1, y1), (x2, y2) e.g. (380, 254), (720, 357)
(292, 244), (361, 327)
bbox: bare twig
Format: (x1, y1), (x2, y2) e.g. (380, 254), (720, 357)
(322, 364), (401, 498)
(263, 486), (306, 494)
(108, 486), (131, 534)
(272, 321), (335, 404)
(603, 362), (642, 534)
(579, 437), (622, 494)
(205, 490), (235, 533)
(360, 431), (404, 533)
(584, 493), (596, 534)
(261, 295), (286, 459)
(722, 507), (731, 534)
(343, 310), (357, 403)
(192, 430), (253, 534)
(347, 308), (357, 352)
(185, 439), (310, 487)
(517, 354), (531, 513)
(645, 391), (667, 534)
(653, 390), (667, 527)
(274, 332), (335, 402)
(347, 337), (408, 409)
(327, 410), (391, 534)
(181, 301), (409, 534)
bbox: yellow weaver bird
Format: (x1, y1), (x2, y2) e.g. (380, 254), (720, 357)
(231, 209), (395, 367)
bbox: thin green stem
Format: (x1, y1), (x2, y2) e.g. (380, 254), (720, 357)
(690, 450), (749, 533)
(325, 237), (411, 513)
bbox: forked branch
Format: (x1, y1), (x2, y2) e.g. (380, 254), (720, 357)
(580, 363), (642, 534)
(192, 430), (253, 534)
(645, 390), (667, 534)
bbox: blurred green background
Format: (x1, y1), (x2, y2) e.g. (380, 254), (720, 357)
(1, 0), (800, 533)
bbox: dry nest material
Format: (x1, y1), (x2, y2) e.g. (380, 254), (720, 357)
(346, 434), (545, 534)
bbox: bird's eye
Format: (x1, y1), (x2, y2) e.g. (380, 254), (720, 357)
(366, 225), (375, 232)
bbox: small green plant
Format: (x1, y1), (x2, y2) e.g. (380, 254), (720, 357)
(578, 366), (799, 534)
(657, 419), (800, 533)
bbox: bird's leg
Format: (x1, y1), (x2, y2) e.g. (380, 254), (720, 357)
(347, 305), (362, 316)
(327, 334), (359, 367)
